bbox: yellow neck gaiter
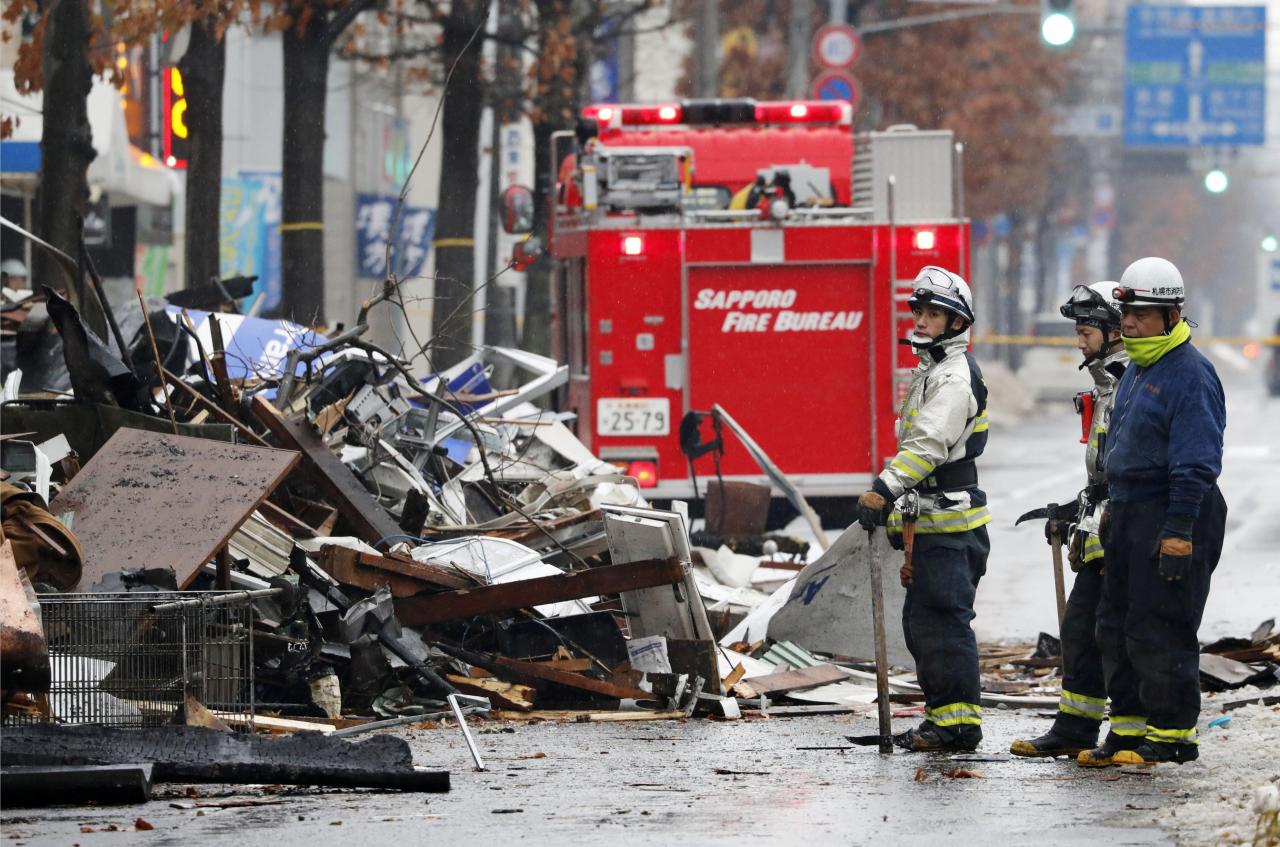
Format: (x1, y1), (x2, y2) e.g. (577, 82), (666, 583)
(1123, 319), (1190, 366)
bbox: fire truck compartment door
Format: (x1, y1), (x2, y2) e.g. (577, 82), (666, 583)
(686, 262), (875, 478)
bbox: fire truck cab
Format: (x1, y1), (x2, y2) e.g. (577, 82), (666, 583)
(548, 98), (970, 505)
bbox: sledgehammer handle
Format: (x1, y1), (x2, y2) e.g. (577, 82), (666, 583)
(1049, 531), (1066, 632)
(867, 528), (893, 754)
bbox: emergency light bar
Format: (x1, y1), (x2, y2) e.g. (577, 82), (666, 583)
(584, 99), (853, 130)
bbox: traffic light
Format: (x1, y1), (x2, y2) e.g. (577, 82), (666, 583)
(162, 66), (189, 169)
(1040, 0), (1076, 46)
(1262, 235), (1278, 253)
(1203, 168), (1229, 194)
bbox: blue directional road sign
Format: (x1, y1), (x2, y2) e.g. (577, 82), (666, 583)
(1124, 5), (1266, 148)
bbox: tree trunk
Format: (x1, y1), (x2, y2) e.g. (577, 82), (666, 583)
(523, 0), (579, 359)
(522, 119), (554, 358)
(180, 19), (226, 291)
(36, 0), (105, 338)
(429, 0), (486, 370)
(280, 16), (330, 325)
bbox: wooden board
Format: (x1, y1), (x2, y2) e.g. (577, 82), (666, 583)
(49, 428), (299, 590)
(250, 397), (402, 544)
(741, 663), (848, 696)
(394, 558), (685, 627)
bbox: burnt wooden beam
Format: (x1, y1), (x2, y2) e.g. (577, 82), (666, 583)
(316, 545), (473, 594)
(250, 396), (401, 544)
(435, 642), (654, 702)
(394, 557), (685, 627)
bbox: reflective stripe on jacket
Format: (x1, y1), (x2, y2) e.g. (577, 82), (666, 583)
(879, 333), (990, 534)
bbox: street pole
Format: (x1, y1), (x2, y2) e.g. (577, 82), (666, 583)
(695, 0), (718, 97)
(786, 0), (811, 98)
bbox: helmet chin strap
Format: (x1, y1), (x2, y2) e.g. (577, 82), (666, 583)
(1078, 329), (1123, 370)
(900, 321), (969, 362)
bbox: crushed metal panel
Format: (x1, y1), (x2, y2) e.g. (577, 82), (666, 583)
(601, 505), (713, 642)
(49, 428), (300, 590)
(766, 524), (914, 670)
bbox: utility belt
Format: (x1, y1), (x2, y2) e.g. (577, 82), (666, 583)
(917, 459), (979, 494)
(1083, 482), (1108, 506)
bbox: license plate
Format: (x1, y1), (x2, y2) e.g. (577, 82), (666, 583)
(596, 398), (671, 436)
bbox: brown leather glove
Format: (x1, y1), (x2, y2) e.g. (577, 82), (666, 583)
(857, 490), (887, 531)
(1157, 537), (1193, 581)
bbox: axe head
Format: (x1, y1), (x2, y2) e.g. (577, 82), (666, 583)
(1015, 500), (1079, 526)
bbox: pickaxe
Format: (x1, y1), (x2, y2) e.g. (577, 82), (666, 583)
(1015, 500), (1079, 630)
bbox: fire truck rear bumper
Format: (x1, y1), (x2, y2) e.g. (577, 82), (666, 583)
(643, 473), (876, 502)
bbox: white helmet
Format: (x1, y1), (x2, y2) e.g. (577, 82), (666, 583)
(1060, 281), (1122, 330)
(908, 266), (975, 326)
(1, 258), (28, 277)
(1115, 257), (1184, 308)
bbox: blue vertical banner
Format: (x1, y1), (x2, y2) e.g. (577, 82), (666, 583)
(590, 18), (620, 103)
(220, 172), (283, 310)
(1124, 5), (1267, 148)
(354, 194), (437, 280)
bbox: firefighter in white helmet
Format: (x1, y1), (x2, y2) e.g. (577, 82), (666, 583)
(857, 265), (991, 752)
(1084, 257), (1227, 767)
(1011, 281), (1129, 759)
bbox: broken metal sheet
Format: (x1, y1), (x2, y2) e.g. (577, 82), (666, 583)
(766, 524), (914, 670)
(410, 536), (595, 619)
(720, 578), (795, 647)
(227, 511), (297, 579)
(601, 505), (714, 643)
(710, 404), (830, 551)
(693, 544), (762, 589)
(430, 348), (569, 443)
(49, 428), (300, 591)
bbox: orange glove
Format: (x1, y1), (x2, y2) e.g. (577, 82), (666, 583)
(1157, 537), (1192, 581)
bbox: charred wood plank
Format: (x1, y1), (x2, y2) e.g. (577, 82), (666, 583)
(250, 396), (401, 544)
(317, 545), (472, 595)
(0, 725), (448, 792)
(394, 557), (685, 627)
(436, 642), (653, 701)
(0, 764), (154, 807)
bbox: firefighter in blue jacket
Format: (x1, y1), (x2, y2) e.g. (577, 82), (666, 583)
(858, 266), (990, 753)
(1011, 281), (1128, 759)
(1079, 257), (1228, 767)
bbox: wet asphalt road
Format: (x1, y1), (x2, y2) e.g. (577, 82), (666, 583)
(2, 711), (1178, 846)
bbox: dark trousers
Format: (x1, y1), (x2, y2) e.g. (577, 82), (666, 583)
(1052, 564), (1106, 743)
(902, 526), (989, 741)
(1097, 487), (1227, 746)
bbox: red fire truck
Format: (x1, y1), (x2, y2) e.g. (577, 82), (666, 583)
(548, 98), (970, 506)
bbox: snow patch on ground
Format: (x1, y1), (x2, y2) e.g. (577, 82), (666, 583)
(1142, 689), (1280, 846)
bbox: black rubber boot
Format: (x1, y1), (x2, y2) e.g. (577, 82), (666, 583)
(1076, 733), (1144, 768)
(1010, 728), (1094, 758)
(1113, 741), (1199, 766)
(893, 723), (981, 753)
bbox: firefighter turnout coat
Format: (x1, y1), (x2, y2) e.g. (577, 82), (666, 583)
(877, 333), (991, 533)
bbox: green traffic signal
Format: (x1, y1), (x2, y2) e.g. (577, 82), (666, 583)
(1262, 235), (1279, 253)
(1042, 12), (1076, 45)
(1040, 0), (1075, 45)
(1203, 169), (1229, 194)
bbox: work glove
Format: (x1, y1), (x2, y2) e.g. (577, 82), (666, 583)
(857, 479), (894, 531)
(1155, 513), (1195, 581)
(1066, 525), (1084, 572)
(1044, 518), (1070, 546)
(1157, 537), (1193, 581)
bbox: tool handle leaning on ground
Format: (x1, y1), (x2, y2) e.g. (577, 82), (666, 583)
(1049, 529), (1066, 631)
(866, 526), (894, 754)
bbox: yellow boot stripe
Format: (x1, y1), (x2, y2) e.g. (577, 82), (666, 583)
(1109, 715), (1148, 736)
(1147, 725), (1198, 745)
